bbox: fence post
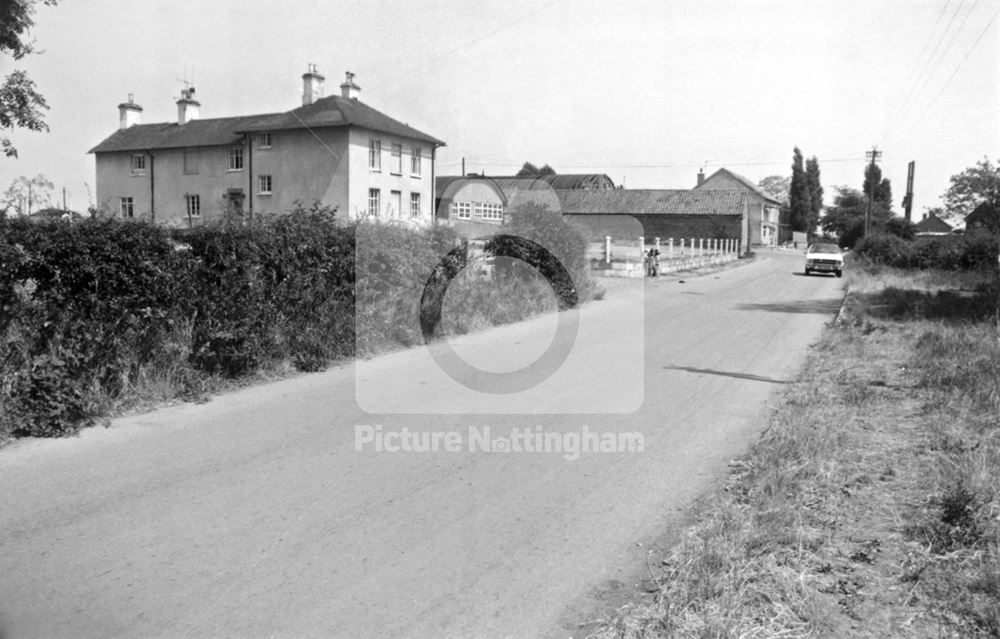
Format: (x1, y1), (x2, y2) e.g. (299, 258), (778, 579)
(668, 237), (674, 260)
(699, 238), (704, 257)
(605, 236), (611, 264)
(655, 237), (661, 253)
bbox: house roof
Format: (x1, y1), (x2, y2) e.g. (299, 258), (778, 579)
(913, 214), (953, 234)
(696, 168), (783, 206)
(556, 189), (747, 216)
(89, 94), (443, 154)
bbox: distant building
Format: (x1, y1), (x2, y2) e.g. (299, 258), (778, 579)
(913, 212), (954, 236)
(89, 66), (444, 226)
(556, 189), (749, 252)
(693, 168), (781, 247)
(434, 175), (507, 239)
(964, 202), (1000, 235)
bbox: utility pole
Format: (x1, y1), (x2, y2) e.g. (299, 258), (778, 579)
(62, 186), (67, 211)
(864, 146), (882, 237)
(903, 161), (915, 222)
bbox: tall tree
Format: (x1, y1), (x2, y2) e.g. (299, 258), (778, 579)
(757, 175), (791, 205)
(516, 162), (556, 177)
(805, 156), (823, 237)
(789, 147), (810, 233)
(942, 157), (1000, 220)
(1, 0), (57, 158)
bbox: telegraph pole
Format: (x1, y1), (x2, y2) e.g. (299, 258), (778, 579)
(864, 146), (882, 237)
(903, 161), (915, 222)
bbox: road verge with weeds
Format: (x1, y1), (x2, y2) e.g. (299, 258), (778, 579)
(591, 261), (1000, 638)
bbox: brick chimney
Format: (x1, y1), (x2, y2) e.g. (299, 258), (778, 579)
(176, 86), (200, 125)
(697, 169), (705, 186)
(118, 94), (142, 129)
(302, 64), (325, 105)
(340, 71), (360, 99)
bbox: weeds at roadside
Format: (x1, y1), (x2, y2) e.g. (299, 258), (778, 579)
(591, 262), (1000, 638)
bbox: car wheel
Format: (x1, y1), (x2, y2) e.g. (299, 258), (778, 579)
(835, 270), (843, 278)
(804, 268), (810, 276)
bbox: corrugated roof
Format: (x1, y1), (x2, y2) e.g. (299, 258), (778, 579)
(89, 94), (443, 154)
(696, 168), (783, 206)
(474, 173), (615, 190)
(557, 189), (747, 216)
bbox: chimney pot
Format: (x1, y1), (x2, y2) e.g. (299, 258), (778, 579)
(340, 71), (361, 99)
(696, 169), (705, 186)
(118, 94), (143, 129)
(302, 64), (325, 106)
(176, 86), (200, 125)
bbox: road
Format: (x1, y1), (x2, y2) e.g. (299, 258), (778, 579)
(0, 250), (844, 639)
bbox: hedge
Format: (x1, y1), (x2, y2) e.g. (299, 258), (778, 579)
(855, 232), (999, 270)
(1, 202), (592, 438)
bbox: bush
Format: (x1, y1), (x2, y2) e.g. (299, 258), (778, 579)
(1, 205), (601, 438)
(855, 232), (999, 270)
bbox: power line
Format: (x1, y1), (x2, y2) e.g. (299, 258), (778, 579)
(887, 0), (980, 142)
(906, 3), (1000, 134)
(882, 0), (954, 139)
(437, 157), (867, 170)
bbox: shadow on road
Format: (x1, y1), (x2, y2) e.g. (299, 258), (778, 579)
(734, 298), (842, 315)
(663, 365), (789, 384)
(792, 272), (839, 278)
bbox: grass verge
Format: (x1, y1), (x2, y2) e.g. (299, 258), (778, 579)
(590, 264), (1000, 638)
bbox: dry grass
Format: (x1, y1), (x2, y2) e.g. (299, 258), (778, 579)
(589, 264), (1000, 638)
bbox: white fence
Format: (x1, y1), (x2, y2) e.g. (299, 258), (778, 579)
(588, 236), (741, 277)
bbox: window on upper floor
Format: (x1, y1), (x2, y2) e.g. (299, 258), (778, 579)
(185, 194), (201, 217)
(391, 144), (402, 175)
(257, 132), (272, 148)
(258, 175), (272, 195)
(120, 197), (134, 218)
(130, 154), (146, 175)
(410, 193), (421, 218)
(368, 188), (381, 217)
(228, 146), (244, 171)
(410, 147), (422, 176)
(369, 139), (381, 171)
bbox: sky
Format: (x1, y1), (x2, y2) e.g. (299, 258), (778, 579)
(2, 0), (998, 215)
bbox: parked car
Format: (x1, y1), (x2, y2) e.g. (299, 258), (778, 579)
(804, 243), (844, 277)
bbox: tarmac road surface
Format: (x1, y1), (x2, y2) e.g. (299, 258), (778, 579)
(0, 250), (844, 638)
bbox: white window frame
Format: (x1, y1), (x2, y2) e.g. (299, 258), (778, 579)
(130, 154), (146, 175)
(257, 132), (272, 148)
(368, 188), (381, 217)
(391, 143), (402, 175)
(451, 201), (471, 220)
(185, 194), (201, 218)
(258, 175), (272, 195)
(410, 192), (421, 218)
(228, 146), (244, 171)
(410, 147), (422, 176)
(120, 196), (134, 218)
(369, 139), (381, 171)
(474, 202), (503, 221)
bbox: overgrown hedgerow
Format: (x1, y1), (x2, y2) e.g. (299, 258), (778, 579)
(1, 202), (594, 439)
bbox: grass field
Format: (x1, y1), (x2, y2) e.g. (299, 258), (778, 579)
(591, 263), (1000, 638)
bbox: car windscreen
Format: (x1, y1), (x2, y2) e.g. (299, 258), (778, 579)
(809, 244), (840, 254)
